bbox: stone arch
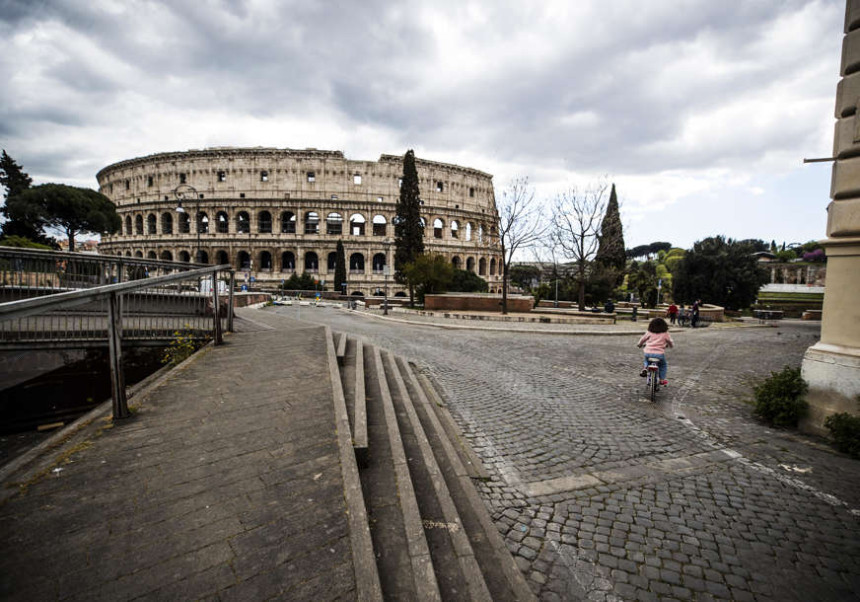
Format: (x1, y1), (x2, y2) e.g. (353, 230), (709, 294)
(125, 215), (132, 235)
(373, 214), (387, 236)
(479, 257), (487, 276)
(326, 212), (343, 235)
(161, 212), (173, 234)
(394, 291), (407, 297)
(281, 251), (295, 271)
(351, 291), (365, 296)
(135, 250), (143, 258)
(237, 250), (251, 270)
(147, 213), (157, 234)
(178, 212), (190, 234)
(215, 211), (228, 234)
(215, 250), (229, 265)
(179, 250), (191, 262)
(466, 257), (475, 272)
(258, 211), (272, 233)
(305, 251), (319, 272)
(372, 253), (386, 273)
(327, 251), (338, 271)
(350, 252), (365, 273)
(198, 250), (209, 264)
(197, 212), (209, 234)
(305, 212), (320, 235)
(236, 211), (250, 234)
(160, 250), (173, 261)
(450, 220), (459, 239)
(350, 213), (366, 236)
(147, 250), (157, 259)
(259, 250), (273, 271)
(135, 214), (144, 235)
(281, 211), (296, 233)
(465, 222), (473, 241)
(452, 256), (461, 270)
(490, 257), (496, 276)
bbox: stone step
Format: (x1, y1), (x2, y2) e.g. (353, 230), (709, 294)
(361, 344), (441, 601)
(383, 350), (493, 601)
(335, 333), (369, 466)
(396, 356), (536, 601)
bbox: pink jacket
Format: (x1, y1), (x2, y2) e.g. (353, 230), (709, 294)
(638, 331), (674, 355)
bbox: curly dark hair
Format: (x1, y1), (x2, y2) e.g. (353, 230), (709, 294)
(647, 317), (669, 333)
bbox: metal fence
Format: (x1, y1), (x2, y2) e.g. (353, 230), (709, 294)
(0, 261), (235, 419)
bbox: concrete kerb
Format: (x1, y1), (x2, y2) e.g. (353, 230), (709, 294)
(0, 336), (220, 504)
(323, 326), (383, 602)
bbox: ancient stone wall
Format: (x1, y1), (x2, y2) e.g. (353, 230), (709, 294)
(97, 148), (503, 295)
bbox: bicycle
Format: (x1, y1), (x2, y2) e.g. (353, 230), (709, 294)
(644, 356), (661, 402)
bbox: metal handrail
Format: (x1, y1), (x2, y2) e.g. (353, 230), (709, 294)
(0, 263), (235, 420)
(0, 246), (199, 269)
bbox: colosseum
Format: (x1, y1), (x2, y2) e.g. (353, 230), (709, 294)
(96, 147), (503, 295)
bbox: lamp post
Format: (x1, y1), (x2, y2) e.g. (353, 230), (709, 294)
(174, 184), (202, 263)
(382, 238), (393, 315)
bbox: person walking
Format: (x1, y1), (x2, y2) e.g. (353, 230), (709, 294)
(667, 302), (678, 325)
(691, 299), (701, 328)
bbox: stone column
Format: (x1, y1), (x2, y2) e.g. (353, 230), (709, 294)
(801, 0), (860, 434)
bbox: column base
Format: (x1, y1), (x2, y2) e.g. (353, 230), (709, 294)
(800, 342), (860, 436)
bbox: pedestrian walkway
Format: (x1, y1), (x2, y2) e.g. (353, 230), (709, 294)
(0, 317), (366, 600)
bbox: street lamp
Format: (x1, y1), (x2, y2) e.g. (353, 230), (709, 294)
(174, 184), (204, 263)
(382, 238), (393, 315)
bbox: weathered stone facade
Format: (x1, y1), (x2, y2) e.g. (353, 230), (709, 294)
(96, 147), (503, 295)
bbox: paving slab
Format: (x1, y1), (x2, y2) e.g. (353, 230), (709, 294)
(0, 318), (358, 601)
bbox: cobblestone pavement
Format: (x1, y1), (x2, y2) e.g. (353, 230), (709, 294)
(271, 305), (860, 601)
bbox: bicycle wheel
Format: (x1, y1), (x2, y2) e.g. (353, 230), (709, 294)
(649, 372), (658, 402)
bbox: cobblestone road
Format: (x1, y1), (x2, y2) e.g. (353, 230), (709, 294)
(264, 305), (860, 601)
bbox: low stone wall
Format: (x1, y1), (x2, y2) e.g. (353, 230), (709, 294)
(424, 293), (534, 312)
(233, 292), (271, 308)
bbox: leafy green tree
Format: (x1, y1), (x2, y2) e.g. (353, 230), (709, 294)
(0, 150), (54, 246)
(7, 184), (120, 251)
(509, 264), (542, 290)
(334, 240), (347, 294)
(284, 272), (318, 291)
(394, 150), (424, 305)
(401, 254), (453, 303)
(0, 235), (53, 250)
(628, 260), (659, 307)
(672, 236), (769, 309)
(450, 269), (488, 293)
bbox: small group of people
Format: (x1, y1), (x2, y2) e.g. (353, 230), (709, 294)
(665, 299), (702, 328)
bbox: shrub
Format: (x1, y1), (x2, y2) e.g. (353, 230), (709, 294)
(753, 366), (808, 427)
(825, 412), (860, 459)
(161, 327), (202, 366)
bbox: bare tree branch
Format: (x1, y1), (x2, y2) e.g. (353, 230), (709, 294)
(497, 176), (546, 314)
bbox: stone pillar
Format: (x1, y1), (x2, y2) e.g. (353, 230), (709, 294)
(800, 0), (860, 434)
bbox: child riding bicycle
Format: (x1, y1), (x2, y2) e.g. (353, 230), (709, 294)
(638, 317), (674, 386)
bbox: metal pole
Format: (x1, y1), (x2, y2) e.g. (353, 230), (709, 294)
(107, 291), (129, 419)
(227, 270), (235, 332)
(212, 271), (222, 345)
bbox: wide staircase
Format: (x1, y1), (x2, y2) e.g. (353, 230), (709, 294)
(331, 331), (535, 601)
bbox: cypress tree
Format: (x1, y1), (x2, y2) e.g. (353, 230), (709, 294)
(334, 240), (347, 294)
(595, 183), (625, 272)
(394, 149), (424, 304)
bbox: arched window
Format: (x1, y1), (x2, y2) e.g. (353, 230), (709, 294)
(466, 257), (475, 272)
(281, 251), (295, 271)
(304, 212), (319, 235)
(281, 211), (296, 233)
(328, 251), (338, 271)
(125, 251), (131, 257)
(161, 212), (173, 234)
(452, 256), (461, 270)
(147, 214), (157, 234)
(135, 250), (143, 258)
(198, 250), (209, 264)
(237, 211), (250, 234)
(372, 214), (387, 237)
(451, 220), (459, 238)
(326, 212), (343, 235)
(372, 253), (386, 273)
(179, 250), (191, 262)
(147, 250), (157, 259)
(215, 250), (228, 265)
(490, 258), (496, 276)
(237, 251), (251, 270)
(305, 251), (319, 272)
(349, 253), (365, 273)
(350, 213), (366, 236)
(209, 211), (224, 233)
(258, 211), (272, 233)
(465, 222), (473, 241)
(198, 212), (210, 234)
(125, 216), (132, 235)
(160, 250), (173, 261)
(259, 251), (273, 271)
(420, 217), (426, 230)
(135, 215), (143, 235)
(479, 257), (487, 275)
(433, 218), (444, 239)
(178, 212), (190, 234)
(478, 224), (484, 243)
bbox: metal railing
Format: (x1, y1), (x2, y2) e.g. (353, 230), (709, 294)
(0, 264), (235, 419)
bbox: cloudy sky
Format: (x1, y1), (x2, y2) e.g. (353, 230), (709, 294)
(0, 0), (845, 251)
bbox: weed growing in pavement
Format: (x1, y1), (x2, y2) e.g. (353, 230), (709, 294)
(161, 325), (203, 366)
